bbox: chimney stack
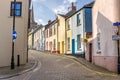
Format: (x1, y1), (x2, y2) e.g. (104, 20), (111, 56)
(71, 2), (76, 11)
(48, 20), (51, 24)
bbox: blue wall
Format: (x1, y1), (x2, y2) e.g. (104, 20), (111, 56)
(84, 8), (92, 32)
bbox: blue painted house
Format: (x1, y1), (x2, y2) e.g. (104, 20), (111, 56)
(66, 2), (94, 56)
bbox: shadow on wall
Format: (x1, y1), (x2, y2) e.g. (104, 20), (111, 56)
(92, 12), (118, 72)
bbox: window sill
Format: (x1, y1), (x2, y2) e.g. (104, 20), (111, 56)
(77, 48), (82, 51)
(97, 50), (101, 54)
(8, 16), (22, 18)
(67, 50), (71, 51)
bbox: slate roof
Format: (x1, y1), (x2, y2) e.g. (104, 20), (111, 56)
(45, 19), (58, 30)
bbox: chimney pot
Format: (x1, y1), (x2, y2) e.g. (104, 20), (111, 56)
(71, 2), (76, 11)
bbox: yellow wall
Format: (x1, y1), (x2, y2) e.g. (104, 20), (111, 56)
(57, 15), (66, 54)
(0, 0), (29, 67)
(66, 18), (72, 54)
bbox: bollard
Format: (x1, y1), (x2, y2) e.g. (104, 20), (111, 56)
(17, 55), (20, 67)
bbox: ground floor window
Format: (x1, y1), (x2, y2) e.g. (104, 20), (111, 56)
(67, 38), (70, 50)
(77, 34), (81, 50)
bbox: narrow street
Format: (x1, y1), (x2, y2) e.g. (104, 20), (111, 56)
(2, 50), (120, 80)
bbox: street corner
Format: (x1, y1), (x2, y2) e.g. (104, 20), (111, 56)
(0, 55), (38, 79)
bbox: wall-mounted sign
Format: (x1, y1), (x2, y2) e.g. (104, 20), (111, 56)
(12, 30), (17, 40)
(113, 22), (120, 26)
(112, 35), (120, 40)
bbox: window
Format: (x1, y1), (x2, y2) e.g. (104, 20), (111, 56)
(53, 39), (56, 50)
(49, 27), (52, 37)
(54, 25), (56, 35)
(97, 33), (101, 51)
(77, 13), (81, 26)
(67, 19), (70, 30)
(77, 34), (81, 50)
(10, 2), (22, 16)
(67, 38), (70, 50)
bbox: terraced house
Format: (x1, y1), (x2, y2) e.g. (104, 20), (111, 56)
(92, 0), (120, 73)
(65, 2), (93, 56)
(45, 20), (59, 53)
(0, 0), (30, 67)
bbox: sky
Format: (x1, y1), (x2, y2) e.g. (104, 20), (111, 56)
(32, 0), (94, 25)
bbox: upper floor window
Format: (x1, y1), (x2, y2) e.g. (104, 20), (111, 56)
(77, 13), (81, 26)
(10, 2), (22, 16)
(67, 19), (70, 30)
(54, 25), (56, 35)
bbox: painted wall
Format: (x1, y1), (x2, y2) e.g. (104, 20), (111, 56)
(66, 18), (72, 54)
(0, 0), (29, 67)
(57, 15), (66, 54)
(72, 9), (84, 55)
(92, 0), (120, 72)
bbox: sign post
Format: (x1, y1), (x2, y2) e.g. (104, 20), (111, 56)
(113, 22), (120, 74)
(11, 0), (16, 70)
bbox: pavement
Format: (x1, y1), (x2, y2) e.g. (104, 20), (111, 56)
(64, 55), (118, 76)
(45, 52), (118, 76)
(0, 53), (38, 79)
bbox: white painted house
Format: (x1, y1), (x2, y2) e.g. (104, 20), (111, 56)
(92, 0), (120, 72)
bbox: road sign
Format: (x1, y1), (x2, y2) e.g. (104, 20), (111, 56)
(112, 35), (120, 40)
(12, 30), (17, 40)
(113, 22), (120, 26)
(114, 27), (118, 34)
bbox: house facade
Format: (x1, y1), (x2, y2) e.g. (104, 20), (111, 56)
(92, 0), (120, 72)
(57, 15), (66, 54)
(65, 2), (93, 56)
(45, 20), (58, 53)
(0, 0), (30, 67)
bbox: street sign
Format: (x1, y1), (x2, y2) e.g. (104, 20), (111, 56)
(112, 35), (120, 40)
(12, 30), (17, 40)
(114, 27), (118, 34)
(113, 22), (120, 26)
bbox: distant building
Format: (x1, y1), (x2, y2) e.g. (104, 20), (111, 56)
(92, 0), (120, 72)
(0, 0), (31, 67)
(28, 4), (36, 49)
(45, 20), (59, 53)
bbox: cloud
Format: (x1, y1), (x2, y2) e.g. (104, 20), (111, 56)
(54, 5), (68, 14)
(35, 19), (45, 25)
(64, 0), (77, 3)
(53, 0), (77, 14)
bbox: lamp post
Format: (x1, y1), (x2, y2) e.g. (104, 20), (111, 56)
(11, 0), (16, 69)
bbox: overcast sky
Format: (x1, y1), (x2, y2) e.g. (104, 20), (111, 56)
(32, 0), (94, 25)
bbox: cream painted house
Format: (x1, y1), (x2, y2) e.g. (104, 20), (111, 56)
(92, 0), (120, 72)
(0, 0), (30, 67)
(45, 20), (58, 53)
(57, 15), (66, 54)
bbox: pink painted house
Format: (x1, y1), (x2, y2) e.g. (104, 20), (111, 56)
(92, 0), (120, 73)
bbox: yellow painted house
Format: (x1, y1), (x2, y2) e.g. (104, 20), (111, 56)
(57, 15), (66, 54)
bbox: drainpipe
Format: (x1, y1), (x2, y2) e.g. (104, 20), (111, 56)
(117, 27), (120, 74)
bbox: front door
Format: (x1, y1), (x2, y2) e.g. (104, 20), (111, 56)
(62, 41), (64, 54)
(89, 43), (92, 62)
(72, 39), (75, 55)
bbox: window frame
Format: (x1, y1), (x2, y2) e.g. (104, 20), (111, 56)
(10, 2), (22, 16)
(97, 33), (101, 52)
(77, 34), (81, 50)
(77, 13), (81, 26)
(67, 38), (70, 50)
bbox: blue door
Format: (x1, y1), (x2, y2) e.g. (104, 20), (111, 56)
(72, 39), (75, 55)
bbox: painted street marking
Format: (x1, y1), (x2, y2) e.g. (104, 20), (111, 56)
(64, 63), (74, 68)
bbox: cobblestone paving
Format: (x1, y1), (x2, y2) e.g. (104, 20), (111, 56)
(1, 50), (120, 80)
